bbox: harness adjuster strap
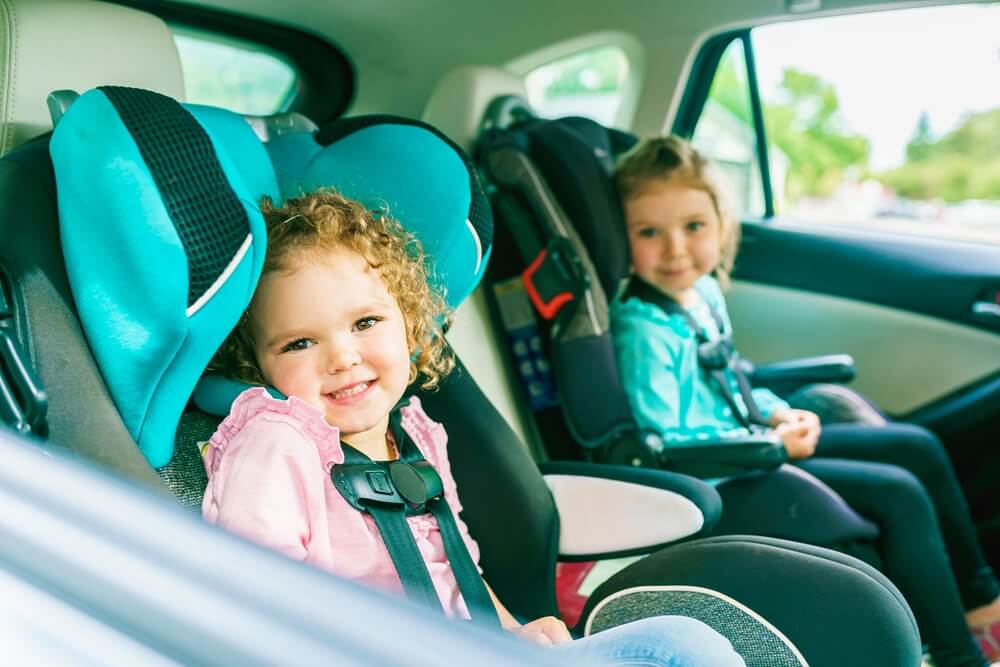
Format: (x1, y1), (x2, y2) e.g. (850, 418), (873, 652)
(521, 238), (586, 320)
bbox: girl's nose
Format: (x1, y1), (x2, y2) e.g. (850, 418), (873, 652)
(662, 231), (687, 258)
(326, 343), (362, 373)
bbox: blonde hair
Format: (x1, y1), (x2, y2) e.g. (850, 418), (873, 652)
(210, 189), (454, 390)
(613, 136), (741, 288)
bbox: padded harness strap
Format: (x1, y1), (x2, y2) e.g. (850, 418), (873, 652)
(621, 277), (769, 429)
(330, 403), (499, 626)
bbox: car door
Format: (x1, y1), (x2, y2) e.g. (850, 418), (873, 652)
(673, 5), (1000, 559)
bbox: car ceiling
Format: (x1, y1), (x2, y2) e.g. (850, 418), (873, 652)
(170, 0), (963, 126)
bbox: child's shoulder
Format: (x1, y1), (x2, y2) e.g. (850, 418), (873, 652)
(611, 289), (692, 340)
(204, 387), (344, 474)
(694, 275), (726, 310)
(398, 396), (449, 464)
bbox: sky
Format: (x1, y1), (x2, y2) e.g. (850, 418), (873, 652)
(752, 3), (1000, 171)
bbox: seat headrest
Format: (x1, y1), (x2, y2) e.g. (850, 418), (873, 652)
(195, 115), (495, 418)
(0, 0), (183, 156)
(268, 115), (493, 309)
(422, 66), (528, 152)
(51, 87), (274, 468)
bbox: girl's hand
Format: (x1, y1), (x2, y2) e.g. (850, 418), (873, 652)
(773, 409), (821, 460)
(509, 616), (573, 647)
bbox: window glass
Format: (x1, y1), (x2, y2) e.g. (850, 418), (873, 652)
(751, 4), (1000, 243)
(692, 40), (766, 219)
(524, 46), (629, 126)
(173, 30), (297, 116)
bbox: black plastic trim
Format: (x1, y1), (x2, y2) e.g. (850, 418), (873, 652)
(672, 30), (743, 139)
(742, 33), (774, 218)
(111, 0), (355, 124)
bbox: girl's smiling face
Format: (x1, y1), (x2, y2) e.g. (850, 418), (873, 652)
(624, 182), (723, 301)
(248, 249), (412, 452)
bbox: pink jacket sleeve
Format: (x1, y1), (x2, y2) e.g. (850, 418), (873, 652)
(205, 418), (329, 562)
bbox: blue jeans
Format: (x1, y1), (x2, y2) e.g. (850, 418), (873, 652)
(551, 616), (746, 666)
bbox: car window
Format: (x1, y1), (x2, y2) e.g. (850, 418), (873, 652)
(691, 39), (766, 220)
(524, 46), (630, 126)
(173, 28), (297, 115)
(691, 4), (1000, 244)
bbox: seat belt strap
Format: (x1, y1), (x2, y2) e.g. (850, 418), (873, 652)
(331, 403), (500, 627)
(364, 503), (443, 609)
(427, 499), (497, 620)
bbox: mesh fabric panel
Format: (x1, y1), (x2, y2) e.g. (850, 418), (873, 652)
(157, 410), (219, 511)
(101, 86), (250, 308)
(588, 589), (804, 667)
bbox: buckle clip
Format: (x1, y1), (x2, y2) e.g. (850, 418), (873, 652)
(521, 238), (586, 320)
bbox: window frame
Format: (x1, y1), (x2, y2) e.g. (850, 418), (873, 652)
(673, 29), (775, 219)
(112, 0), (355, 124)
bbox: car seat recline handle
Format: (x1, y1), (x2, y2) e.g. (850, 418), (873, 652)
(0, 329), (48, 436)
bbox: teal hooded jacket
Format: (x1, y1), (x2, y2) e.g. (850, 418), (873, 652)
(611, 275), (788, 446)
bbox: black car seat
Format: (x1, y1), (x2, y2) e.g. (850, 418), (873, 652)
(421, 68), (888, 554)
(35, 80), (922, 666)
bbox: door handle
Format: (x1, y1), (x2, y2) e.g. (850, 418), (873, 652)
(972, 301), (1000, 318)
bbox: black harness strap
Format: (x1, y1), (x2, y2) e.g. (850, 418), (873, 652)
(330, 403), (499, 626)
(622, 277), (769, 429)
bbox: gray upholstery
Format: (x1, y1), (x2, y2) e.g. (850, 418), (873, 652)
(587, 588), (804, 667)
(158, 410), (219, 512)
(0, 138), (168, 492)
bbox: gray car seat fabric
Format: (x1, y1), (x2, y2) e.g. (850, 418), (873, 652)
(0, 137), (168, 492)
(587, 588), (805, 667)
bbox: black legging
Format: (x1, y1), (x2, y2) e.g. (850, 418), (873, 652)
(796, 423), (1000, 667)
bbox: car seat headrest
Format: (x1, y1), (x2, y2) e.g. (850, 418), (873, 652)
(194, 114), (494, 417)
(422, 66), (529, 152)
(0, 0), (184, 156)
(268, 115), (493, 309)
(50, 86), (275, 468)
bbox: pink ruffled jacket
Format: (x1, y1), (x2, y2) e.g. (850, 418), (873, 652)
(202, 387), (482, 618)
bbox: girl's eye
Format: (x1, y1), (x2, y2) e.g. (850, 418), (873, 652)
(687, 220), (706, 232)
(354, 316), (383, 332)
(636, 227), (658, 239)
(281, 338), (313, 353)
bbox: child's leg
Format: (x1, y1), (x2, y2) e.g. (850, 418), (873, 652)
(797, 457), (987, 667)
(552, 616), (745, 667)
(816, 423), (1000, 612)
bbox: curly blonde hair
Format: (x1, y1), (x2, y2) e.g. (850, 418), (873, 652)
(210, 189), (454, 390)
(613, 136), (741, 288)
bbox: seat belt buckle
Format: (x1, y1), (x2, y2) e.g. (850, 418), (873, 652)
(521, 238), (585, 320)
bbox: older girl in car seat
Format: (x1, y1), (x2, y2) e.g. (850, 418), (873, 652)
(202, 189), (745, 666)
(610, 135), (1000, 667)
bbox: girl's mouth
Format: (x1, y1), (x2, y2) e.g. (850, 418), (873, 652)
(324, 380), (376, 405)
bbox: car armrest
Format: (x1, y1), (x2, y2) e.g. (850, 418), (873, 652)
(658, 433), (789, 479)
(746, 354), (856, 390)
(538, 462), (721, 560)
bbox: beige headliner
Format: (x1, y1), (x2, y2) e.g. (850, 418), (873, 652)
(172, 0), (962, 133)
